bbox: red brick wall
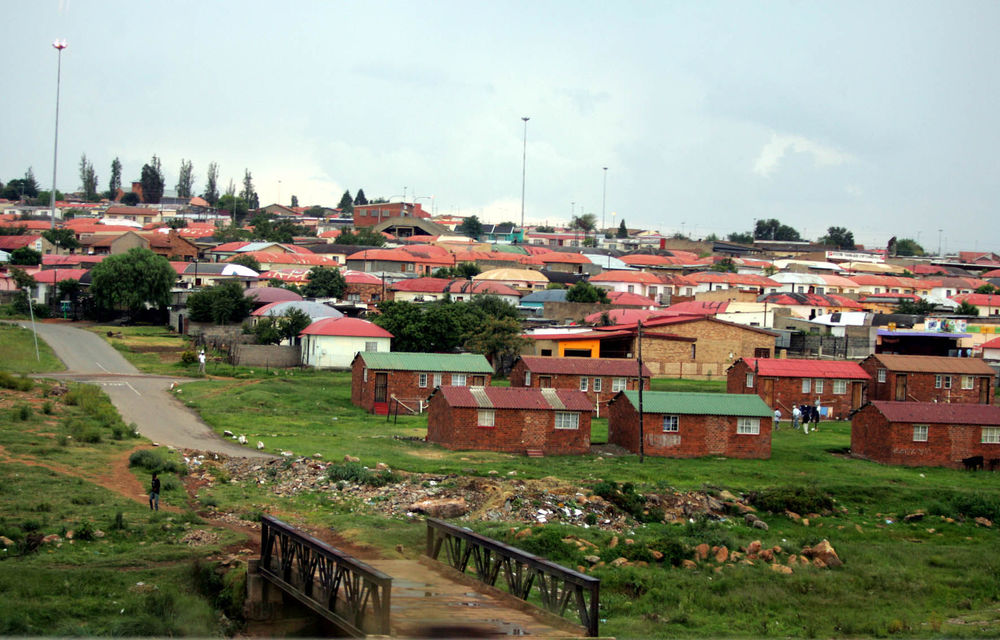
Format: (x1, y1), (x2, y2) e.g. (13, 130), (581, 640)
(608, 397), (771, 459)
(726, 359), (863, 419)
(351, 361), (490, 413)
(508, 360), (648, 405)
(345, 282), (384, 305)
(851, 405), (1000, 468)
(643, 319), (774, 379)
(426, 394), (591, 455)
(861, 358), (992, 405)
(352, 203), (430, 228)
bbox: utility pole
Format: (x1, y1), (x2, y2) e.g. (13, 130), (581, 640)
(520, 116), (529, 229)
(637, 320), (645, 463)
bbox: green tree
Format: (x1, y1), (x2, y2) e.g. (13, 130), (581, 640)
(566, 280), (610, 303)
(582, 237), (597, 247)
(710, 258), (738, 273)
(302, 266), (346, 298)
(468, 294), (519, 321)
(176, 159), (195, 198)
(212, 224), (251, 243)
(8, 267), (36, 289)
(89, 248), (176, 318)
(535, 225), (555, 233)
(334, 227), (386, 246)
(894, 238), (925, 257)
(9, 247), (42, 265)
(956, 301), (980, 316)
(42, 228), (80, 251)
(166, 217), (188, 229)
(57, 278), (81, 302)
(354, 189), (368, 205)
(457, 215), (483, 240)
(570, 213), (598, 245)
(0, 225), (27, 235)
(433, 262), (482, 279)
(107, 157), (122, 200)
(727, 231), (754, 244)
(464, 316), (528, 371)
(203, 162), (220, 206)
(754, 218), (801, 241)
(281, 308), (312, 341)
(140, 155), (164, 204)
(2, 168), (39, 201)
(79, 154), (99, 202)
(819, 226), (856, 250)
(240, 169), (257, 213)
(290, 195), (299, 208)
(121, 192), (140, 206)
(975, 284), (999, 294)
(228, 254), (261, 273)
(22, 167), (39, 198)
(218, 193), (249, 222)
(253, 317), (283, 345)
(616, 219), (628, 238)
(338, 190), (354, 214)
(187, 281), (253, 324)
(895, 299), (937, 315)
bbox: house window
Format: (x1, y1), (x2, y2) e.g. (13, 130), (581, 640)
(737, 417), (761, 435)
(593, 377), (602, 392)
(433, 373), (442, 387)
(579, 377), (588, 392)
(814, 379), (824, 394)
(365, 341), (379, 352)
(555, 412), (580, 430)
(877, 369), (886, 383)
(982, 427), (1000, 444)
(478, 409), (495, 427)
(525, 371), (531, 386)
(662, 415), (679, 432)
(943, 375), (952, 389)
(691, 344), (696, 359)
(418, 373), (428, 388)
(913, 424), (929, 442)
(802, 379), (811, 393)
(935, 375), (942, 389)
(627, 285), (635, 293)
(541, 349), (553, 357)
(746, 373), (754, 388)
(452, 373), (467, 386)
(611, 377), (627, 392)
(833, 380), (847, 395)
(347, 293), (361, 302)
(962, 376), (974, 390)
(363, 367), (368, 382)
(405, 263), (415, 272)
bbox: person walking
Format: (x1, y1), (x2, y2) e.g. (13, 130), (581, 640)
(800, 404), (810, 434)
(792, 405), (801, 431)
(149, 472), (160, 511)
(812, 398), (822, 432)
(198, 350), (206, 374)
(773, 408), (782, 431)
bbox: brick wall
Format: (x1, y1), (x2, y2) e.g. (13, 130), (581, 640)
(608, 397), (771, 459)
(426, 394), (591, 455)
(861, 359), (992, 404)
(232, 345), (300, 367)
(345, 282), (384, 305)
(643, 319), (773, 380)
(351, 361), (491, 413)
(851, 405), (1000, 468)
(508, 360), (648, 405)
(726, 359), (864, 419)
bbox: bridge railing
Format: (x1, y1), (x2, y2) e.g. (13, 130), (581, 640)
(260, 514), (391, 637)
(425, 517), (600, 637)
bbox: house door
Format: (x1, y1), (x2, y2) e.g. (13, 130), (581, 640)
(852, 381), (864, 410)
(980, 378), (990, 404)
(374, 372), (388, 403)
(894, 374), (907, 401)
(538, 376), (552, 388)
(760, 378), (774, 406)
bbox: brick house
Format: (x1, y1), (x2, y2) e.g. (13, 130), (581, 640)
(726, 357), (870, 419)
(426, 386), (593, 455)
(607, 391), (773, 459)
(860, 354), (994, 404)
(508, 356), (651, 409)
(351, 352), (494, 415)
(851, 401), (1000, 468)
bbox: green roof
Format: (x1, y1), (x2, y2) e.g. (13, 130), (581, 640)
(618, 391), (773, 417)
(357, 352), (494, 373)
(491, 244), (529, 254)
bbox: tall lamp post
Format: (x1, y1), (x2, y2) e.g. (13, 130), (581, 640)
(49, 39), (67, 230)
(519, 116), (529, 229)
(601, 167), (608, 233)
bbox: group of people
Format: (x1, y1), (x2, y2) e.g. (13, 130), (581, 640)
(773, 399), (823, 434)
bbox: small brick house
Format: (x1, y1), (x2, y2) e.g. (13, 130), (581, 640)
(851, 401), (1000, 468)
(726, 357), (870, 419)
(508, 356), (651, 408)
(351, 352), (494, 414)
(607, 391), (773, 459)
(860, 354), (994, 405)
(426, 386), (593, 456)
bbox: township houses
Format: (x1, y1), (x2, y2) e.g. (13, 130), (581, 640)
(351, 352), (494, 415)
(345, 248), (454, 279)
(508, 356), (650, 408)
(951, 293), (1000, 317)
(426, 386), (593, 456)
(686, 272), (779, 294)
(299, 317), (392, 369)
(860, 354), (994, 404)
(390, 277), (521, 305)
(608, 391), (774, 459)
(726, 357), (870, 418)
(589, 270), (669, 302)
(0, 234), (55, 255)
(851, 402), (1000, 469)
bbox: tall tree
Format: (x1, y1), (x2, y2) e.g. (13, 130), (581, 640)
(566, 280), (610, 303)
(570, 213), (598, 233)
(42, 228), (80, 251)
(290, 194), (299, 208)
(121, 192), (140, 206)
(107, 157), (122, 200)
(203, 162), (220, 206)
(176, 159), (194, 198)
(89, 248), (177, 318)
(240, 169), (255, 210)
(23, 167), (39, 198)
(354, 189), (368, 206)
(302, 266), (346, 298)
(457, 215), (483, 240)
(956, 301), (980, 316)
(727, 231), (754, 243)
(819, 226), (856, 250)
(894, 238), (924, 257)
(754, 218), (801, 242)
(139, 155), (165, 204)
(9, 247), (42, 266)
(338, 190), (354, 214)
(617, 219), (628, 238)
(334, 228), (386, 246)
(78, 154), (98, 202)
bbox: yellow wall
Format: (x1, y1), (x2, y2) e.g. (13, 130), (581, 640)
(558, 339), (601, 358)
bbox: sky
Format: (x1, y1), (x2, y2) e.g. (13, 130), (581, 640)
(3, 0), (999, 253)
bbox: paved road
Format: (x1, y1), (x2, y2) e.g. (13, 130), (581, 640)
(22, 321), (270, 458)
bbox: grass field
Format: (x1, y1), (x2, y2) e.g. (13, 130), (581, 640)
(0, 322), (65, 373)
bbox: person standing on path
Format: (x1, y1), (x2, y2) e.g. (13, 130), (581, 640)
(800, 404), (810, 434)
(812, 398), (822, 432)
(773, 408), (782, 431)
(149, 472), (160, 511)
(792, 405), (801, 431)
(198, 350), (206, 374)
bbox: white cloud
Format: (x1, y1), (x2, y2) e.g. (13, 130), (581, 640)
(753, 133), (854, 177)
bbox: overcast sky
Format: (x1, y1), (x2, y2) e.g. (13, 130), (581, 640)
(4, 0), (999, 253)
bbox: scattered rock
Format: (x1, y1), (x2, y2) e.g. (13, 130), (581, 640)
(975, 517), (993, 528)
(770, 563), (793, 575)
(181, 529), (219, 546)
(681, 559), (697, 570)
(759, 549), (774, 562)
(584, 555), (601, 565)
(746, 540), (762, 556)
(785, 510), (801, 521)
(0, 536), (13, 547)
(610, 557), (629, 567)
(42, 534), (61, 544)
(650, 549), (664, 561)
(694, 543), (710, 560)
(903, 512), (925, 522)
(376, 462), (390, 471)
(624, 538), (634, 545)
(802, 539), (842, 568)
(514, 528), (532, 539)
(610, 536), (619, 549)
(344, 455), (360, 463)
(719, 490), (738, 502)
(714, 546), (729, 563)
(409, 497), (469, 519)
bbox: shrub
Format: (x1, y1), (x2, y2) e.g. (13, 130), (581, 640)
(41, 401), (53, 415)
(180, 350), (197, 365)
(326, 462), (401, 487)
(13, 405), (31, 421)
(592, 480), (664, 523)
(128, 449), (185, 474)
(0, 372), (34, 392)
(110, 511), (127, 531)
(928, 491), (1000, 522)
(747, 486), (834, 515)
(75, 520), (95, 541)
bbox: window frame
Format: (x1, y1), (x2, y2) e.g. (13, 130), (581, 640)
(982, 427), (1000, 444)
(524, 371), (531, 386)
(365, 341), (379, 352)
(746, 372), (754, 388)
(832, 379), (847, 395)
(912, 424), (928, 442)
(593, 377), (602, 392)
(877, 368), (886, 383)
(935, 374), (942, 389)
(814, 379), (824, 394)
(477, 409), (495, 427)
(943, 375), (952, 389)
(611, 377), (627, 392)
(662, 415), (679, 432)
(962, 375), (974, 390)
(554, 412), (580, 430)
(737, 417), (761, 435)
(579, 377), (588, 392)
(451, 373), (467, 386)
(418, 372), (428, 388)
(801, 378), (811, 393)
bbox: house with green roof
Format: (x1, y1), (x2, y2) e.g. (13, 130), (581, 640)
(608, 391), (774, 459)
(350, 352), (494, 415)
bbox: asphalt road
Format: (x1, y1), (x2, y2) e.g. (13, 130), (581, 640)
(22, 321), (270, 458)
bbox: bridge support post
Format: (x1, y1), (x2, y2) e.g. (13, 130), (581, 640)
(245, 559), (327, 636)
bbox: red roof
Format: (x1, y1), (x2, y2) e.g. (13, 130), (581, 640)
(245, 287), (304, 304)
(869, 401), (1000, 424)
(518, 356), (651, 377)
(661, 300), (729, 316)
(231, 251), (337, 266)
(42, 254), (105, 266)
(343, 270), (383, 285)
(583, 308), (658, 325)
(539, 252), (591, 264)
(620, 254), (672, 266)
(952, 293), (1000, 307)
(911, 264), (951, 275)
(435, 386), (594, 411)
(740, 358), (870, 379)
(0, 235), (42, 250)
(0, 220), (52, 231)
(391, 277), (453, 292)
(213, 241), (251, 252)
(32, 268), (88, 284)
(686, 272), (778, 286)
(300, 317), (393, 338)
(589, 270), (664, 285)
(606, 291), (659, 306)
(980, 268), (1000, 278)
(980, 337), (1000, 350)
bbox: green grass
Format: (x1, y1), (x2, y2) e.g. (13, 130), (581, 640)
(0, 322), (64, 373)
(650, 377), (725, 393)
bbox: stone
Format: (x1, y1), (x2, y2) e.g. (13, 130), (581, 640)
(681, 559), (697, 570)
(785, 510), (801, 521)
(610, 557), (629, 567)
(609, 535), (619, 549)
(975, 517), (993, 528)
(719, 490), (738, 502)
(42, 534), (61, 544)
(752, 519), (769, 531)
(395, 544), (404, 554)
(376, 462), (390, 471)
(812, 557), (828, 569)
(514, 528), (533, 539)
(759, 549), (774, 562)
(809, 539), (843, 567)
(584, 555), (601, 565)
(903, 512), (925, 522)
(801, 518), (810, 527)
(344, 455), (360, 463)
(650, 549), (664, 561)
(694, 543), (710, 560)
(624, 538), (634, 545)
(0, 536), (14, 547)
(93, 530), (105, 538)
(408, 497), (469, 518)
(714, 546), (729, 563)
(787, 554), (798, 565)
(746, 540), (763, 556)
(770, 563), (793, 575)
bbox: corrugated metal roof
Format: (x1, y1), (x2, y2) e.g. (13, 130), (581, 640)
(519, 356), (652, 377)
(869, 401), (1000, 424)
(357, 352), (493, 373)
(437, 386), (594, 411)
(616, 391), (773, 417)
(867, 354), (994, 375)
(741, 358), (870, 380)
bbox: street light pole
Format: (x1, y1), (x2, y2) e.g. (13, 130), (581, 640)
(520, 116), (529, 229)
(49, 39), (67, 230)
(601, 167), (608, 233)
(938, 228), (943, 257)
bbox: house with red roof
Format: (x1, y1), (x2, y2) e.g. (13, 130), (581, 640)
(851, 401), (1000, 469)
(0, 234), (55, 255)
(352, 202), (431, 228)
(350, 352), (494, 415)
(758, 291), (863, 319)
(726, 357), (870, 418)
(538, 251), (592, 274)
(345, 248), (453, 279)
(861, 354), (994, 405)
(509, 355), (650, 407)
(299, 317), (393, 368)
(389, 277), (520, 305)
(850, 275), (934, 296)
(685, 272), (779, 294)
(103, 205), (162, 226)
(426, 386), (594, 456)
(980, 336), (1000, 362)
(950, 293), (1000, 317)
(589, 270), (668, 302)
(226, 251), (339, 271)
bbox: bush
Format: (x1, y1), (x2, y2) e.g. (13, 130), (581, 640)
(928, 491), (1000, 522)
(13, 405), (31, 421)
(75, 520), (96, 541)
(41, 401), (53, 415)
(326, 462), (401, 487)
(128, 449), (186, 474)
(0, 371), (34, 392)
(592, 480), (664, 523)
(180, 350), (197, 365)
(747, 486), (834, 515)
